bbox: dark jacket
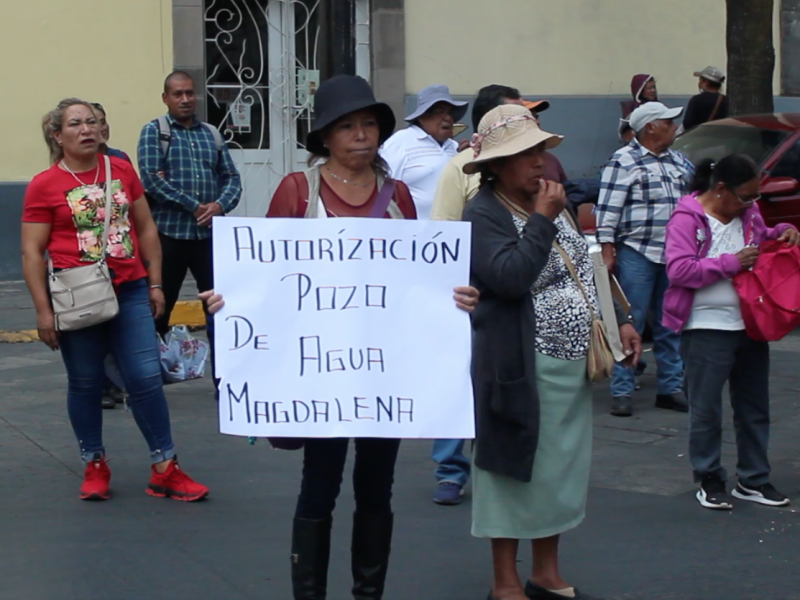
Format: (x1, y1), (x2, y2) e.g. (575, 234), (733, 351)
(463, 185), (559, 482)
(682, 91), (729, 132)
(464, 184), (629, 482)
(565, 178), (600, 208)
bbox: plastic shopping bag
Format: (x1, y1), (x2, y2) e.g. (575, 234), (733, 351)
(159, 325), (209, 384)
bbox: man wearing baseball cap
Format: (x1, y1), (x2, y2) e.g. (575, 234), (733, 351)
(683, 66), (729, 132)
(596, 101), (694, 417)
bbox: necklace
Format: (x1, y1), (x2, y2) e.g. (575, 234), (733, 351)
(325, 166), (375, 189)
(495, 191), (531, 220)
(61, 160), (100, 187)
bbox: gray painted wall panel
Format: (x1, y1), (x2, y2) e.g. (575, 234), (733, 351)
(781, 1), (800, 96)
(0, 184), (27, 281)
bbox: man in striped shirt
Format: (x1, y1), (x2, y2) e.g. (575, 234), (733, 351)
(596, 102), (694, 417)
(138, 71), (241, 389)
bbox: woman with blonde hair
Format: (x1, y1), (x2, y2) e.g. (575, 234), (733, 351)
(463, 104), (640, 600)
(22, 98), (208, 502)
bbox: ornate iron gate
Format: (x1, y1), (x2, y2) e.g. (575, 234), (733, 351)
(204, 0), (323, 217)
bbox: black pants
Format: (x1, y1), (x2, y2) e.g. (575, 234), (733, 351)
(295, 438), (401, 520)
(155, 233), (216, 383)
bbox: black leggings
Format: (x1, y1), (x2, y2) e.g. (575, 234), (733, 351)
(294, 438), (401, 520)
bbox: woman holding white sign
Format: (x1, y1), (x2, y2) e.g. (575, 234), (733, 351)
(201, 74), (478, 600)
(462, 104), (641, 600)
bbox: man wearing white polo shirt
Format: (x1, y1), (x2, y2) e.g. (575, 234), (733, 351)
(380, 84), (468, 220)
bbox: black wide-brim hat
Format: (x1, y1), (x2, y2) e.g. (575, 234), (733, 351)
(306, 75), (396, 157)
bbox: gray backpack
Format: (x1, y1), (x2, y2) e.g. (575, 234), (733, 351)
(155, 114), (224, 157)
(146, 116), (225, 208)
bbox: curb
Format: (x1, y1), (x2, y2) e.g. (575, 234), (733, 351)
(0, 300), (207, 343)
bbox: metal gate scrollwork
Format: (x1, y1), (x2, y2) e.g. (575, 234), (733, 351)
(204, 0), (321, 215)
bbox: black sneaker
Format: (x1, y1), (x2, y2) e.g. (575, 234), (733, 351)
(610, 396), (633, 417)
(655, 392), (689, 413)
(732, 482), (791, 507)
(696, 477), (732, 510)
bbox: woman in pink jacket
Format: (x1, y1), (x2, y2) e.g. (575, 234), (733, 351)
(664, 154), (799, 511)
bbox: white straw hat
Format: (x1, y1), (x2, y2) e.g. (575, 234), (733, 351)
(463, 104), (563, 175)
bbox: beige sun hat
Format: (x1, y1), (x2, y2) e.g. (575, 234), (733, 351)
(462, 104), (563, 175)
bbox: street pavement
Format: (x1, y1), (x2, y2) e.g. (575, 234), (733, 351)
(1, 282), (800, 600)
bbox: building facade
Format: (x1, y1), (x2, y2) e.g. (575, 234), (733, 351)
(397, 0), (800, 178)
(1, 0), (799, 280)
(0, 0), (173, 280)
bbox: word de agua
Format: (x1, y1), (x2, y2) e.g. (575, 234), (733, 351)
(226, 382), (415, 425)
(224, 318), (387, 377)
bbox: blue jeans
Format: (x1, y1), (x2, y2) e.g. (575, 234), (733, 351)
(432, 439), (470, 487)
(611, 244), (683, 398)
(59, 278), (175, 464)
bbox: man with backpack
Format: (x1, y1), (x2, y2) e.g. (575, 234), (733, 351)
(137, 70), (242, 392)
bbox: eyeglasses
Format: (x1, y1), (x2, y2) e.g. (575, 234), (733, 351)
(734, 192), (761, 204)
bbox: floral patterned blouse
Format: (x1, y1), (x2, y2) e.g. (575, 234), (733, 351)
(22, 155), (148, 286)
(511, 212), (600, 360)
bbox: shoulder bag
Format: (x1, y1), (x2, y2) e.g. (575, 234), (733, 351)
(733, 239), (800, 342)
(559, 208), (630, 363)
(495, 193), (617, 381)
(552, 242), (616, 382)
(707, 94), (725, 123)
(49, 155), (119, 331)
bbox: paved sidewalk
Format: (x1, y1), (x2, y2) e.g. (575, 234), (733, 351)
(1, 334), (800, 599)
(0, 279), (206, 341)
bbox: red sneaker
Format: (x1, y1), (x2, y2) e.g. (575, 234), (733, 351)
(146, 459), (209, 502)
(80, 458), (111, 500)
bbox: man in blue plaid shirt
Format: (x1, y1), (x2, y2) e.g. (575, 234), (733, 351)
(596, 102), (694, 418)
(138, 71), (241, 387)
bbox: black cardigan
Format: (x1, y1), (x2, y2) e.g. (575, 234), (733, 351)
(463, 184), (626, 483)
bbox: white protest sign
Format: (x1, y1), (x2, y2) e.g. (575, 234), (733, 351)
(212, 217), (474, 439)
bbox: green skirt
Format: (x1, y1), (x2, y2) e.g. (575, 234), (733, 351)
(472, 352), (592, 539)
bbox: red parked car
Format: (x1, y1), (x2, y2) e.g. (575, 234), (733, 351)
(582, 112), (800, 240)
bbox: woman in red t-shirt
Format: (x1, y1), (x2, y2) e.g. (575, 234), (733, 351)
(201, 75), (479, 600)
(21, 98), (208, 502)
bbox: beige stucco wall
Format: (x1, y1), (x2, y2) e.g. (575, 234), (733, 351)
(0, 0), (173, 181)
(405, 0), (781, 97)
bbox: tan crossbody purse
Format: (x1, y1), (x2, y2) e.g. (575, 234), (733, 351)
(49, 155), (120, 331)
(552, 242), (616, 382)
(495, 191), (624, 382)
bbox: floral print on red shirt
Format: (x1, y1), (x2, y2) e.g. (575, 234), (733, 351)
(64, 180), (134, 262)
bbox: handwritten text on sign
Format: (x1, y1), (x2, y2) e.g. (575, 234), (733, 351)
(212, 217), (474, 439)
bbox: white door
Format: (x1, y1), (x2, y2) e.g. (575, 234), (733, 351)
(205, 0), (371, 217)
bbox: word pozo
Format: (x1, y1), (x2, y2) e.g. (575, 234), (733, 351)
(212, 217), (475, 440)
